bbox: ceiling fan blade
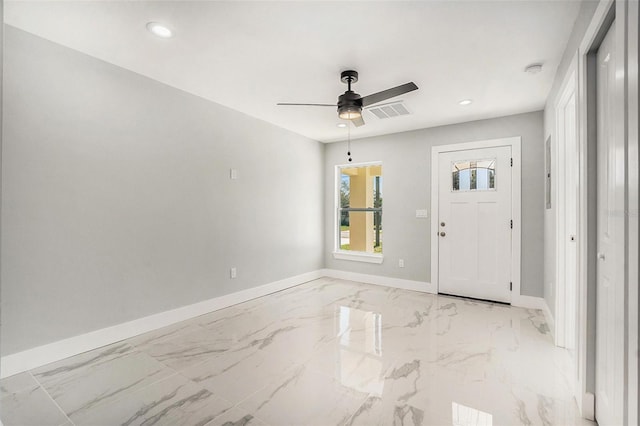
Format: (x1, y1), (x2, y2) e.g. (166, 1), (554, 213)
(352, 115), (365, 127)
(361, 82), (419, 107)
(276, 103), (336, 107)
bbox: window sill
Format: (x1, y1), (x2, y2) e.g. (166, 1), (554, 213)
(332, 251), (384, 264)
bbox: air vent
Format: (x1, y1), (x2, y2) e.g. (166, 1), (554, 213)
(366, 101), (411, 119)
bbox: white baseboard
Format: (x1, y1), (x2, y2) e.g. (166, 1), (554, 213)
(321, 268), (435, 294)
(0, 270), (323, 379)
(540, 298), (556, 340)
(511, 294), (547, 310)
(511, 295), (555, 338)
(582, 392), (595, 421)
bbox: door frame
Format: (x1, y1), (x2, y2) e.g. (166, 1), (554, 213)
(553, 56), (581, 401)
(430, 137), (522, 304)
(626, 2), (639, 424)
(553, 61), (578, 349)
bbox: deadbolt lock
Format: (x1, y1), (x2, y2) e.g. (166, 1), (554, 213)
(440, 222), (446, 227)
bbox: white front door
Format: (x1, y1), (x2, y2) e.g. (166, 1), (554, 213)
(596, 19), (625, 426)
(437, 146), (512, 303)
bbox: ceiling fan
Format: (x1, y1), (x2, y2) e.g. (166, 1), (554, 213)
(277, 70), (418, 127)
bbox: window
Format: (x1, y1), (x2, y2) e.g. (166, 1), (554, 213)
(335, 163), (383, 263)
(452, 158), (496, 191)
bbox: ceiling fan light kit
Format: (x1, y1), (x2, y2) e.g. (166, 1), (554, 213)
(338, 107), (362, 120)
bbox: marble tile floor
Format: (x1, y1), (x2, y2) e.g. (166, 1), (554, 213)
(0, 278), (596, 426)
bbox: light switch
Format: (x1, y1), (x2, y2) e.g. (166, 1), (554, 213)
(230, 169), (238, 180)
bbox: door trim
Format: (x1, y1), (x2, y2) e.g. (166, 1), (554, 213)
(430, 137), (522, 304)
(624, 1), (639, 424)
(553, 59), (578, 353)
(571, 3), (612, 418)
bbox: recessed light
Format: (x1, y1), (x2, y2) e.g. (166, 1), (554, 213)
(524, 63), (543, 74)
(459, 99), (473, 106)
(146, 22), (173, 38)
(337, 123), (347, 128)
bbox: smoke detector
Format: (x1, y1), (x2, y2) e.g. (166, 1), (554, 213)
(524, 63), (543, 74)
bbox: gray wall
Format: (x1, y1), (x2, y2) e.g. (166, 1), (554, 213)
(324, 111), (545, 297)
(1, 27), (324, 356)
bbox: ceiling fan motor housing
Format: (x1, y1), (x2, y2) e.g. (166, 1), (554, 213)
(340, 70), (359, 84)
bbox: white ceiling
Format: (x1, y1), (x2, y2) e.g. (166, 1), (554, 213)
(5, 1), (582, 142)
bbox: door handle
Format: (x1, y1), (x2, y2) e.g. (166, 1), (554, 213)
(440, 232), (446, 237)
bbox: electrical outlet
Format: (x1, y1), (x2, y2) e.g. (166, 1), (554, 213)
(399, 259), (405, 268)
(230, 267), (237, 278)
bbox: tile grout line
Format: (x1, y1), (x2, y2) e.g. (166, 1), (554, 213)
(27, 371), (75, 426)
(339, 353), (401, 426)
(134, 325), (302, 415)
(0, 375), (38, 401)
(250, 412), (272, 426)
(31, 348), (183, 425)
(199, 359), (309, 426)
(88, 351), (185, 407)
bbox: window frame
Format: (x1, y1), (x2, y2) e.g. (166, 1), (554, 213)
(333, 161), (384, 264)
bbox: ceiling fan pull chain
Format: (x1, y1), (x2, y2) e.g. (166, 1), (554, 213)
(347, 123), (352, 162)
